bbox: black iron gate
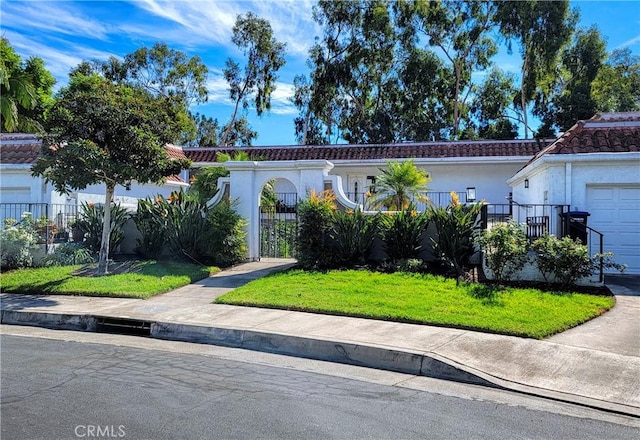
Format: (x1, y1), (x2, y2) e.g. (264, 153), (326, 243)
(260, 192), (298, 258)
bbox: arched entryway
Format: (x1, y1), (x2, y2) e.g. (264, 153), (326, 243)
(223, 160), (336, 261)
(260, 178), (298, 258)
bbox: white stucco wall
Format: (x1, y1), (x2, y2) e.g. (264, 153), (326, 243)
(509, 153), (640, 208)
(330, 158), (529, 206)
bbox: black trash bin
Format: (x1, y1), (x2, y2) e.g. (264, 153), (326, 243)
(559, 211), (590, 244)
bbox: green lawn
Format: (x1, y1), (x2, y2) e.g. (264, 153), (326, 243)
(215, 270), (614, 339)
(0, 261), (219, 299)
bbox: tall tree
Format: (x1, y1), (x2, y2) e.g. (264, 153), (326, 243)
(0, 38), (55, 133)
(220, 13), (286, 146)
(305, 0), (450, 143)
(536, 26), (607, 133)
(471, 67), (519, 139)
(32, 74), (191, 275)
(71, 42), (209, 143)
(292, 74), (329, 145)
(592, 48), (640, 113)
(494, 0), (575, 138)
(396, 0), (497, 138)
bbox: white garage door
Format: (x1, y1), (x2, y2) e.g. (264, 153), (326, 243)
(586, 185), (640, 274)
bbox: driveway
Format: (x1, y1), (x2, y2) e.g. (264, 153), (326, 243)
(548, 275), (640, 357)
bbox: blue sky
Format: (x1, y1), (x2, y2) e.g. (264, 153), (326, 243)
(2, 0), (639, 145)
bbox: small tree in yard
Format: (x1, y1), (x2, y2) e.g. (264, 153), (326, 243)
(32, 74), (191, 274)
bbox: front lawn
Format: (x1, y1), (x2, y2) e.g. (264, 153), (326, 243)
(0, 261), (219, 299)
(215, 270), (614, 339)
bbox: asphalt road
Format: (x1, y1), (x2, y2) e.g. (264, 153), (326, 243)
(1, 327), (638, 440)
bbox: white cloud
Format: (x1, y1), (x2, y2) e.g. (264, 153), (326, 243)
(128, 0), (317, 56)
(616, 34), (640, 50)
(1, 1), (111, 41)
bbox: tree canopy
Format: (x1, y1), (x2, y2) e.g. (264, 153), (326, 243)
(0, 38), (55, 133)
(32, 73), (191, 274)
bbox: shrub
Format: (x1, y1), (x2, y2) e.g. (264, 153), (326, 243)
(476, 220), (529, 284)
(297, 190), (336, 270)
(207, 199), (247, 266)
(379, 204), (429, 263)
(134, 197), (167, 259)
(531, 235), (625, 288)
(76, 202), (130, 255)
(40, 242), (95, 266)
(0, 215), (40, 269)
(430, 193), (483, 283)
(156, 190), (211, 263)
(329, 209), (379, 267)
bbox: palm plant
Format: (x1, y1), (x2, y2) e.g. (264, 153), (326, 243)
(0, 64), (37, 132)
(369, 160), (431, 211)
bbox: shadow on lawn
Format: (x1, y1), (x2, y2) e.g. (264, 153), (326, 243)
(467, 284), (505, 306)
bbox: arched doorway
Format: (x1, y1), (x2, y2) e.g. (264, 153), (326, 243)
(260, 178), (298, 258)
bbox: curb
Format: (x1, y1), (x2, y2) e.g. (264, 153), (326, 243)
(2, 309), (638, 418)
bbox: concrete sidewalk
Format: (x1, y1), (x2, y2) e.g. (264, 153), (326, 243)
(1, 259), (639, 417)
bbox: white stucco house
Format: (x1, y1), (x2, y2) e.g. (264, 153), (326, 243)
(1, 112), (638, 272)
(507, 112), (640, 273)
(0, 133), (189, 248)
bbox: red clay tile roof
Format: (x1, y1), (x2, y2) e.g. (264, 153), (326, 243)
(0, 134), (42, 164)
(0, 134), (187, 183)
(184, 139), (553, 163)
(526, 112), (640, 166)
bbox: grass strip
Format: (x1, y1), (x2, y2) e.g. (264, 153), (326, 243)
(215, 269), (614, 339)
(0, 261), (219, 299)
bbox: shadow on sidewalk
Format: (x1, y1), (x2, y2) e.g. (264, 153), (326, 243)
(1, 294), (60, 311)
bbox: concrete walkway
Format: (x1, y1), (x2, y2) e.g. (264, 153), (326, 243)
(1, 259), (639, 417)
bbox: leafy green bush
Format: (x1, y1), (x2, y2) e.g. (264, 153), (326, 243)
(40, 242), (95, 266)
(379, 204), (429, 263)
(134, 197), (167, 259)
(76, 202), (130, 255)
(135, 190), (247, 266)
(207, 199), (247, 266)
(531, 235), (624, 288)
(297, 190), (336, 270)
(430, 193), (484, 283)
(0, 216), (40, 269)
(329, 209), (379, 267)
(476, 220), (529, 284)
(154, 190), (211, 263)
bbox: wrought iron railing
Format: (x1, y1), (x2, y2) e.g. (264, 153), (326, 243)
(345, 191), (467, 210)
(480, 203), (571, 239)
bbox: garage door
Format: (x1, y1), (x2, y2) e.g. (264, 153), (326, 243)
(586, 185), (640, 274)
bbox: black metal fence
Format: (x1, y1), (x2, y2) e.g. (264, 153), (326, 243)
(345, 191), (467, 210)
(480, 203), (571, 240)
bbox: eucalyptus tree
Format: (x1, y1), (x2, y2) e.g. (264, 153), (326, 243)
(395, 0), (497, 138)
(592, 48), (640, 113)
(494, 0), (575, 138)
(536, 26), (607, 133)
(32, 74), (192, 274)
(0, 38), (55, 133)
(303, 0), (451, 144)
(220, 12), (286, 147)
(471, 67), (518, 139)
(71, 42), (209, 144)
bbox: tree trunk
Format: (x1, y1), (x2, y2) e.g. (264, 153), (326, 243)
(521, 55), (529, 139)
(97, 183), (115, 275)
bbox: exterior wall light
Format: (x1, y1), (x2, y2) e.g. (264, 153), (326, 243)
(466, 187), (476, 203)
(524, 179), (529, 189)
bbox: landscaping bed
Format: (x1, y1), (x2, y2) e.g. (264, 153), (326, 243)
(0, 261), (219, 299)
(215, 269), (615, 339)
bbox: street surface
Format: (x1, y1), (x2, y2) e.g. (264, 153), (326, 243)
(2, 325), (638, 440)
